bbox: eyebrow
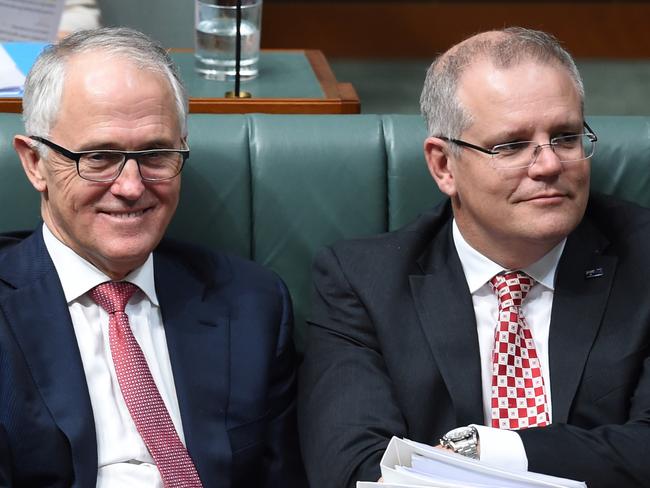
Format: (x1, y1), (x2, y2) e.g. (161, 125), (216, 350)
(75, 139), (180, 152)
(484, 121), (585, 145)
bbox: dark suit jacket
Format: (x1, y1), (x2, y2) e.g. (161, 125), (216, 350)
(299, 193), (650, 488)
(0, 227), (306, 487)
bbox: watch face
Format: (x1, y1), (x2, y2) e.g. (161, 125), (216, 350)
(445, 426), (473, 442)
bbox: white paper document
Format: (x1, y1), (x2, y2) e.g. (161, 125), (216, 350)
(0, 0), (65, 42)
(0, 44), (24, 93)
(356, 436), (587, 488)
(357, 483), (430, 488)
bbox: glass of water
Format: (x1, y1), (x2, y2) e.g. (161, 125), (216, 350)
(194, 0), (262, 80)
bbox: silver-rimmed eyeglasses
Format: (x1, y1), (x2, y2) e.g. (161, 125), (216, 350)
(439, 122), (598, 170)
(30, 136), (190, 182)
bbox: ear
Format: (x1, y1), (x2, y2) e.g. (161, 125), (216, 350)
(13, 135), (47, 193)
(424, 136), (457, 197)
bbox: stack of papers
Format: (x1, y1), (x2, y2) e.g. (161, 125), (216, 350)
(0, 0), (63, 96)
(357, 437), (587, 488)
(0, 45), (24, 95)
(0, 42), (47, 96)
(0, 0), (64, 42)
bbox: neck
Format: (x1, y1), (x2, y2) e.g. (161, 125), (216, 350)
(455, 223), (561, 270)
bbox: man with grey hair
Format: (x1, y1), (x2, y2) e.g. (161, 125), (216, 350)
(0, 27), (305, 487)
(299, 27), (650, 488)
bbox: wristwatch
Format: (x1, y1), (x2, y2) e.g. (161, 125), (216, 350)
(440, 426), (480, 459)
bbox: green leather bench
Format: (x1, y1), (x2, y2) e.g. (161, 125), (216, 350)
(1, 113), (648, 351)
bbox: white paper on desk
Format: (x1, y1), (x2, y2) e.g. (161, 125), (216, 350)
(357, 483), (437, 488)
(0, 44), (24, 93)
(380, 436), (587, 488)
(0, 0), (65, 42)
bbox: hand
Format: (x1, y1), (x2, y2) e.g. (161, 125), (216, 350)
(436, 443), (459, 454)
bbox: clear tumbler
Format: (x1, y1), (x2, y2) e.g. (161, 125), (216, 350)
(194, 0), (262, 80)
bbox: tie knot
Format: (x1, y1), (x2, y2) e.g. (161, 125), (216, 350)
(489, 271), (535, 308)
(89, 281), (139, 314)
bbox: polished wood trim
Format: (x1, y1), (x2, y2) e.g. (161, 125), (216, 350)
(262, 2), (650, 59)
(306, 49), (341, 98)
(190, 97), (359, 114)
(0, 96), (360, 115)
(0, 99), (21, 114)
(305, 49), (360, 113)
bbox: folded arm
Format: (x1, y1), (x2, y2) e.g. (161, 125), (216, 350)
(299, 247), (408, 488)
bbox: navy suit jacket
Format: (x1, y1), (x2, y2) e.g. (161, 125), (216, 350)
(0, 227), (306, 487)
(299, 193), (650, 488)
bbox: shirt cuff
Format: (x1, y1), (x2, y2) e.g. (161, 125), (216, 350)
(471, 424), (528, 472)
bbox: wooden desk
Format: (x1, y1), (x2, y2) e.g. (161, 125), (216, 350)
(180, 50), (360, 114)
(0, 49), (360, 115)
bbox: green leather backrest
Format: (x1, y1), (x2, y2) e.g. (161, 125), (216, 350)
(1, 113), (648, 350)
(0, 115), (37, 231)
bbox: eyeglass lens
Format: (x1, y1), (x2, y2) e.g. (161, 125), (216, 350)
(492, 134), (595, 169)
(79, 151), (184, 182)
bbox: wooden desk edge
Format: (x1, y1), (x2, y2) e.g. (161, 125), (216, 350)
(190, 97), (359, 114)
(0, 96), (360, 115)
(0, 99), (21, 114)
(182, 48), (360, 113)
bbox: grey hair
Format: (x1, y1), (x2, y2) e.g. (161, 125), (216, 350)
(22, 27), (188, 138)
(419, 27), (584, 154)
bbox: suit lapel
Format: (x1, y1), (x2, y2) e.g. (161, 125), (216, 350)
(405, 204), (615, 428)
(409, 219), (485, 426)
(0, 230), (97, 488)
(155, 250), (231, 488)
(549, 217), (615, 423)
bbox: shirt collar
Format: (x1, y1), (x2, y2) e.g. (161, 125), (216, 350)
(42, 224), (159, 305)
(451, 219), (565, 293)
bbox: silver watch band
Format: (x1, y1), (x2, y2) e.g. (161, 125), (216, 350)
(440, 425), (480, 459)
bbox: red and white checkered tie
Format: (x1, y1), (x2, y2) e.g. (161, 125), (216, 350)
(90, 281), (203, 488)
(489, 272), (550, 430)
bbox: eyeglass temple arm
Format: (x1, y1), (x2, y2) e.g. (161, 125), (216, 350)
(584, 121), (598, 141)
(439, 136), (496, 155)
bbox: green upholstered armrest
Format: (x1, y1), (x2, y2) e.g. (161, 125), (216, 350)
(1, 113), (648, 350)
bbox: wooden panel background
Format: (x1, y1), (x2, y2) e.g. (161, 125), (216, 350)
(261, 2), (650, 58)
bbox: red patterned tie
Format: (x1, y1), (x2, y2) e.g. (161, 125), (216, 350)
(89, 281), (203, 488)
(489, 272), (550, 430)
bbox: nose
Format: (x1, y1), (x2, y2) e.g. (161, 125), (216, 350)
(110, 158), (145, 200)
(528, 143), (562, 177)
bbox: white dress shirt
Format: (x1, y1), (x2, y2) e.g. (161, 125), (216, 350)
(43, 224), (186, 488)
(451, 220), (565, 471)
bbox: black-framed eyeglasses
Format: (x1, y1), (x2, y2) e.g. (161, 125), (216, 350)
(30, 136), (190, 182)
(439, 122), (598, 170)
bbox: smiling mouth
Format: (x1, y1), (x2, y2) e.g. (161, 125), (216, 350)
(523, 194), (567, 204)
(101, 208), (152, 219)
(526, 189), (567, 199)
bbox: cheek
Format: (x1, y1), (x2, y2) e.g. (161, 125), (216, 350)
(455, 170), (518, 208)
(45, 160), (79, 193)
(576, 166), (591, 190)
(560, 163), (591, 208)
(155, 181), (181, 211)
(44, 166), (100, 216)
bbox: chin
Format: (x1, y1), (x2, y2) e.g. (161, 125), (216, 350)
(99, 239), (158, 269)
(525, 220), (580, 244)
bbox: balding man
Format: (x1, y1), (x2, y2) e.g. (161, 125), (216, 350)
(299, 27), (650, 488)
(0, 28), (305, 487)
